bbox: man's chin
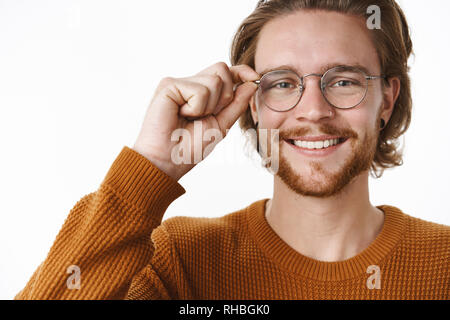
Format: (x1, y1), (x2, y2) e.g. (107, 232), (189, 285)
(276, 142), (373, 198)
(276, 156), (347, 198)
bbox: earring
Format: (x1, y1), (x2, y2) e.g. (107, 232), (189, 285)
(380, 119), (386, 130)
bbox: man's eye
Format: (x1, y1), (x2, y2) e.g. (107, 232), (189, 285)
(273, 82), (295, 89)
(330, 79), (360, 88)
(333, 80), (354, 87)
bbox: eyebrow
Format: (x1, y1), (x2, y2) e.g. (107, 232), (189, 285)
(258, 63), (373, 76)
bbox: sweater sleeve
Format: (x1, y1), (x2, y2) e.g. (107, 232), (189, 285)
(14, 146), (185, 300)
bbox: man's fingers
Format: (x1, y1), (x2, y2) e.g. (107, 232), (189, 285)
(213, 64), (260, 115)
(230, 65), (261, 84)
(196, 62), (234, 113)
(162, 79), (210, 118)
(160, 63), (260, 122)
(215, 81), (258, 134)
(185, 74), (224, 116)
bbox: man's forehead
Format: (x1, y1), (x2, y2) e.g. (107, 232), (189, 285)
(254, 10), (380, 75)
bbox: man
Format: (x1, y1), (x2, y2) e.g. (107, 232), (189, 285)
(16, 0), (448, 300)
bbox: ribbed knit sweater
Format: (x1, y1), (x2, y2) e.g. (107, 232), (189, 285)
(15, 146), (449, 300)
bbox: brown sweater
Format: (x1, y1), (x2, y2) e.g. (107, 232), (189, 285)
(15, 146), (449, 300)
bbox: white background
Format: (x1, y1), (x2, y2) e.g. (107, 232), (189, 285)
(0, 0), (449, 299)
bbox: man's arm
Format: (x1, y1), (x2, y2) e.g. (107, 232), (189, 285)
(15, 146), (185, 299)
(15, 62), (258, 300)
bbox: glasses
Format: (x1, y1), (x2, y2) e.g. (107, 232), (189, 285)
(249, 66), (385, 112)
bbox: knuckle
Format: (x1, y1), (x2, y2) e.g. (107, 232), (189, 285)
(208, 74), (222, 90)
(198, 85), (210, 98)
(159, 76), (174, 88)
(221, 91), (234, 106)
(214, 61), (229, 72)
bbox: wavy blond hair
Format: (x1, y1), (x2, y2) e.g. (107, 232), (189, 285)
(230, 0), (413, 178)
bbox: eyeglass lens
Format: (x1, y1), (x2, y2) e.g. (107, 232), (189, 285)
(256, 67), (368, 111)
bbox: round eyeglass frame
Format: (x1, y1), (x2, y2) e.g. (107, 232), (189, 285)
(248, 66), (386, 112)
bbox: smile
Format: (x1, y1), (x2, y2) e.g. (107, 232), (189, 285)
(285, 137), (348, 157)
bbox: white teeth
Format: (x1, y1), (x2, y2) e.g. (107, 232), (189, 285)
(293, 138), (341, 150)
(314, 141), (324, 149)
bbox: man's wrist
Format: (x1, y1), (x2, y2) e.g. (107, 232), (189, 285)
(131, 146), (182, 182)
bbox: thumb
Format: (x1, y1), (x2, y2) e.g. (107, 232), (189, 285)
(215, 81), (258, 134)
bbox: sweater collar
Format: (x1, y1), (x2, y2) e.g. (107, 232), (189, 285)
(247, 199), (406, 281)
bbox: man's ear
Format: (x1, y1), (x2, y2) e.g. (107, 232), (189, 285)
(249, 95), (258, 125)
(381, 76), (401, 123)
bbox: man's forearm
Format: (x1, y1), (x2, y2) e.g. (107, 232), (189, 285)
(15, 146), (185, 300)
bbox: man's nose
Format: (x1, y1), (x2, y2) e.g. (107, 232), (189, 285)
(292, 76), (334, 122)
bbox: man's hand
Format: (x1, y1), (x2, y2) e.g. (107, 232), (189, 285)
(132, 62), (259, 181)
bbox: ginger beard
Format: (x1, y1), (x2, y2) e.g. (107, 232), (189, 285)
(258, 117), (380, 198)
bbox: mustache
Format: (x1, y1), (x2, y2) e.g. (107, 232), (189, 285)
(278, 123), (358, 140)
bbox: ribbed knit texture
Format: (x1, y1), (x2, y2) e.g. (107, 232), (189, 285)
(15, 146), (449, 300)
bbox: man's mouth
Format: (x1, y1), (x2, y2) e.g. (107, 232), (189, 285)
(285, 137), (348, 150)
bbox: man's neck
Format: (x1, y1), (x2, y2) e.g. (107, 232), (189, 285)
(266, 172), (385, 262)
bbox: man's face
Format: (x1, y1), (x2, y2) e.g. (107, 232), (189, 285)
(251, 10), (389, 198)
